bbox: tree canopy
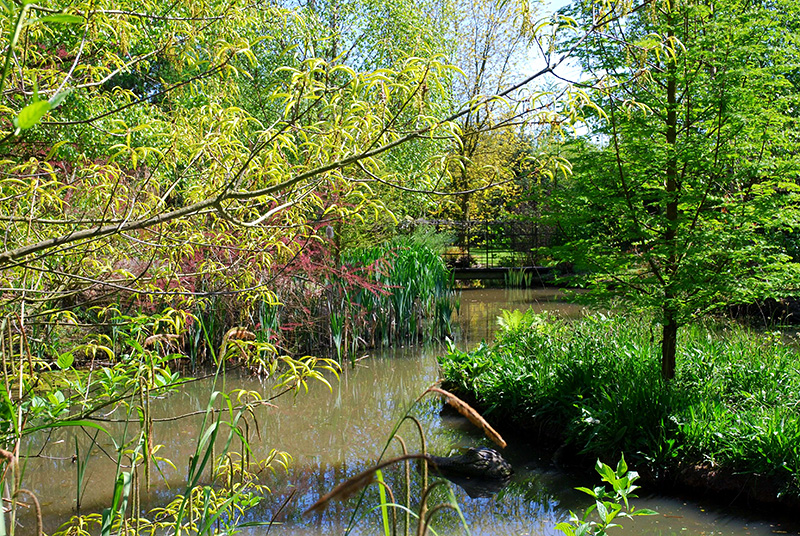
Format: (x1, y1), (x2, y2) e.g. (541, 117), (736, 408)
(549, 0), (800, 378)
(5, 0), (797, 375)
(0, 0), (464, 319)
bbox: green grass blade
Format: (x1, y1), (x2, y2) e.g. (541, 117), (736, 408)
(376, 469), (391, 536)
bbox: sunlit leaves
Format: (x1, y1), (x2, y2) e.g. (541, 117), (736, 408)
(274, 355), (341, 394)
(13, 99), (51, 130)
(549, 0), (800, 377)
(0, 0), (466, 316)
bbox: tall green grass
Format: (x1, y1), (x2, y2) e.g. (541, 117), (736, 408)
(261, 233), (457, 363)
(439, 311), (800, 499)
(343, 235), (456, 345)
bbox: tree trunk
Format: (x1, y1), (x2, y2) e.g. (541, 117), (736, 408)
(661, 311), (677, 380)
(459, 165), (470, 249)
(661, 0), (679, 382)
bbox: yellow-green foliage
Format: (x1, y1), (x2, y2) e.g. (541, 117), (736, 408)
(0, 0), (460, 321)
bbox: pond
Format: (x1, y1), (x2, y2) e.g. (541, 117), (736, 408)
(20, 288), (798, 535)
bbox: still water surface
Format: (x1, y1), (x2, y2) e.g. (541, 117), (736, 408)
(23, 289), (797, 535)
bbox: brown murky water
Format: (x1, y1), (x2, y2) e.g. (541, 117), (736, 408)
(18, 289), (798, 535)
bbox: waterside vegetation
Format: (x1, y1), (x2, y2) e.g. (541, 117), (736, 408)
(439, 310), (800, 506)
(2, 308), (338, 536)
(262, 230), (457, 364)
(0, 232), (454, 535)
(3, 0), (800, 530)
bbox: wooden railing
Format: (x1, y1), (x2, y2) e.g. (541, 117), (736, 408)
(408, 219), (556, 268)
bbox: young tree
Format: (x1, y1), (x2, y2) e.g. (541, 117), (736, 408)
(443, 0), (532, 223)
(550, 0), (800, 379)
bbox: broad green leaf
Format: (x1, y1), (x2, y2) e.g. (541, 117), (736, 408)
(56, 352), (74, 370)
(36, 14), (84, 24)
(596, 500), (609, 521)
(555, 522), (575, 536)
(26, 419), (111, 437)
(376, 469), (391, 536)
(574, 522), (592, 536)
(49, 90), (71, 109)
(13, 100), (50, 130)
(616, 455), (628, 476)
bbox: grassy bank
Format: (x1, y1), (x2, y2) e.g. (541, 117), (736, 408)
(438, 311), (800, 503)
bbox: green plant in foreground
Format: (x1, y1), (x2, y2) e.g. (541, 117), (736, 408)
(1, 304), (339, 536)
(556, 456), (656, 536)
(496, 309), (526, 331)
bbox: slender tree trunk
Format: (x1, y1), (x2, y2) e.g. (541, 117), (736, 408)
(661, 306), (677, 380)
(662, 1), (679, 381)
(459, 168), (470, 223)
(457, 129), (476, 228)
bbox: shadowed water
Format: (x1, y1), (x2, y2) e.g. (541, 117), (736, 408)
(18, 288), (798, 535)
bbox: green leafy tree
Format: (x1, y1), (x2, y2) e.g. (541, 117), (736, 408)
(550, 0), (800, 379)
(0, 0), (460, 319)
(439, 0), (533, 224)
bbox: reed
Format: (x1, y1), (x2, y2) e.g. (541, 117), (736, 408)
(308, 386), (501, 536)
(427, 386), (507, 449)
(504, 267), (534, 288)
(263, 233), (456, 363)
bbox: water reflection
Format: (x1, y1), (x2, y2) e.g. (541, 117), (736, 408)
(453, 288), (586, 347)
(18, 288), (799, 535)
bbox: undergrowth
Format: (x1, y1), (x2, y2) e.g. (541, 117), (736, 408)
(195, 229), (457, 365)
(439, 311), (800, 500)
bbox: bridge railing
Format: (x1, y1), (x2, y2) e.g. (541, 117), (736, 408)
(408, 219), (555, 268)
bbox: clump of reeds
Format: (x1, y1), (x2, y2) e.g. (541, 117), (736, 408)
(426, 386), (506, 449)
(504, 267), (534, 288)
(254, 231), (457, 363)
